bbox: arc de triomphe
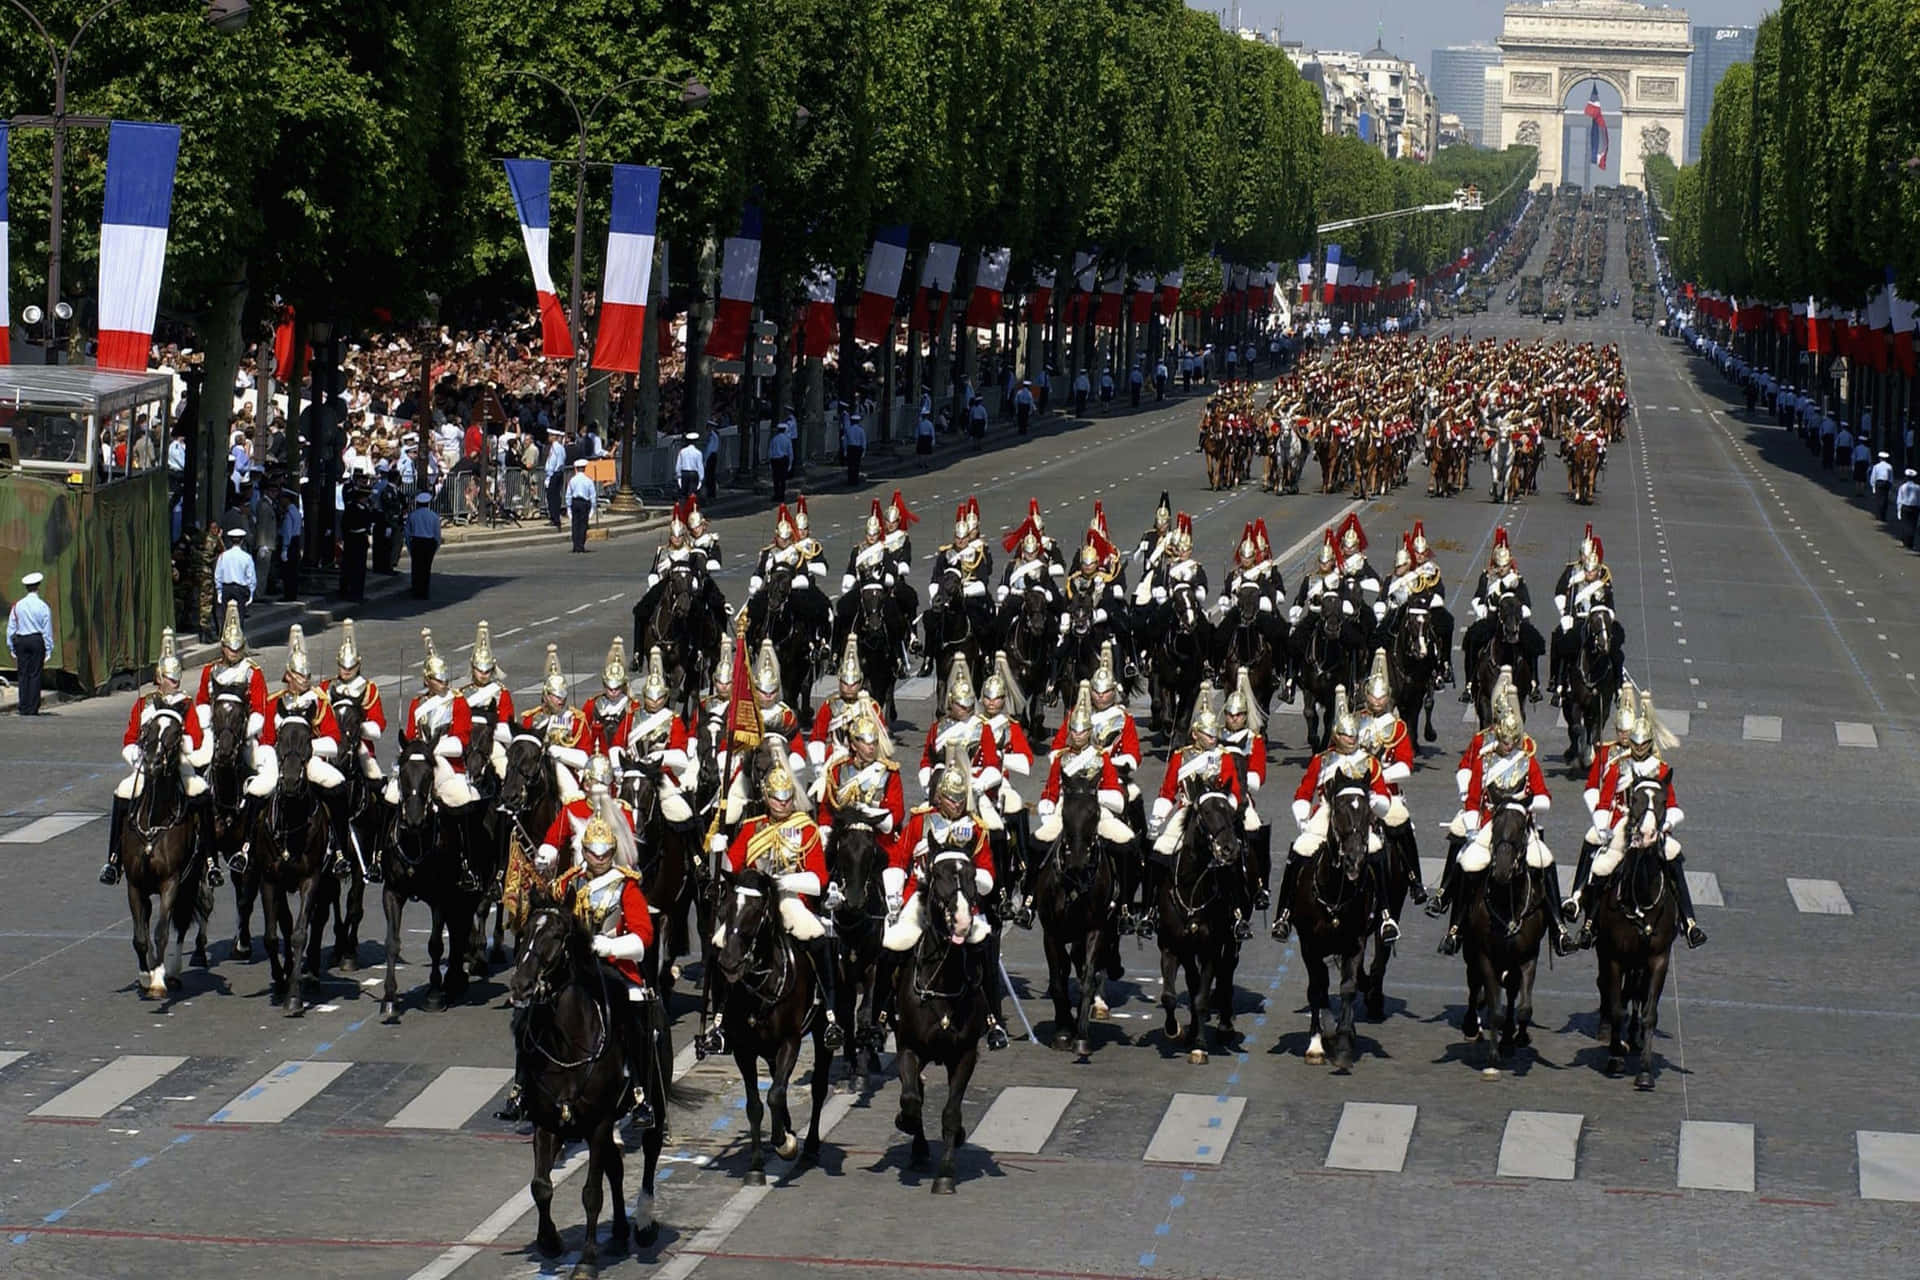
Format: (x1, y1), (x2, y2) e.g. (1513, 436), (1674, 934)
(1496, 0), (1691, 189)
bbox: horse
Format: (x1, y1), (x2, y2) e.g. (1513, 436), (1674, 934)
(890, 846), (989, 1193)
(120, 713), (213, 999)
(328, 694), (382, 972)
(842, 581), (905, 722)
(747, 569), (831, 720)
(824, 820), (891, 1096)
(1147, 585), (1210, 741)
(239, 719), (335, 1016)
(1487, 430), (1516, 504)
(1154, 792), (1244, 1064)
(1568, 435), (1601, 503)
(1456, 784), (1549, 1076)
(1292, 590), (1368, 752)
(1589, 774), (1678, 1090)
(1031, 775), (1118, 1060)
(1054, 590), (1120, 711)
(619, 761), (697, 1009)
(377, 738), (484, 1019)
(1563, 606), (1620, 769)
(1472, 592), (1534, 729)
(1384, 604), (1441, 744)
(1268, 421), (1306, 494)
(1001, 585), (1059, 740)
(508, 898), (683, 1267)
(205, 693), (262, 961)
(711, 865), (832, 1184)
(497, 735), (563, 947)
(638, 566), (719, 721)
(1211, 583), (1283, 719)
(920, 567), (993, 707)
(1287, 772), (1378, 1070)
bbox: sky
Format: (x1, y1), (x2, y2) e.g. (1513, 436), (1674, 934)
(1193, 0), (1778, 79)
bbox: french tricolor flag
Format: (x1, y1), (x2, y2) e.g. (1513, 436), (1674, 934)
(800, 266), (837, 359)
(855, 224), (909, 345)
(1026, 267), (1055, 323)
(504, 159), (575, 360)
(1322, 244), (1342, 304)
(590, 164), (660, 374)
(706, 204), (761, 363)
(964, 246), (1010, 329)
(96, 122), (180, 372)
(1130, 273), (1156, 325)
(910, 241), (960, 335)
(1158, 267), (1183, 317)
(0, 124), (9, 364)
(1095, 268), (1125, 329)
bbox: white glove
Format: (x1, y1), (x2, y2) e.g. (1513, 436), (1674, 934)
(122, 743), (142, 767)
(1093, 607), (1108, 623)
(885, 891), (904, 915)
(708, 833), (727, 854)
(1559, 615), (1575, 632)
(535, 846), (559, 872)
(824, 882), (846, 910)
(591, 935), (615, 957)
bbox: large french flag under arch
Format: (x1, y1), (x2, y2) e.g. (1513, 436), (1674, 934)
(591, 164), (660, 374)
(503, 159), (575, 360)
(1585, 85), (1609, 171)
(706, 204), (761, 363)
(855, 225), (909, 344)
(96, 122), (180, 372)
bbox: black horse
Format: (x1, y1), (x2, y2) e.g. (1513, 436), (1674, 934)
(1147, 584), (1211, 740)
(1384, 604), (1442, 744)
(1032, 775), (1119, 1059)
(1054, 591), (1122, 712)
(638, 567), (721, 721)
(826, 821), (890, 1096)
(712, 865), (832, 1183)
(378, 739), (484, 1019)
(238, 719), (334, 1015)
(620, 762), (698, 1009)
(1212, 583), (1284, 720)
(1457, 784), (1550, 1076)
(328, 695), (382, 972)
(747, 571), (832, 720)
(919, 567), (994, 706)
(1153, 792), (1244, 1064)
(890, 846), (989, 1194)
(1472, 593), (1534, 729)
(1563, 606), (1621, 769)
(839, 582), (906, 722)
(1001, 586), (1059, 739)
(121, 714), (213, 999)
(1288, 773), (1377, 1070)
(508, 898), (682, 1267)
(205, 693), (262, 960)
(1292, 591), (1369, 752)
(1589, 775), (1678, 1089)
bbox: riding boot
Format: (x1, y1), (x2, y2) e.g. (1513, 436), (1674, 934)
(228, 796), (255, 877)
(1269, 856), (1303, 940)
(495, 1006), (531, 1120)
(1250, 825), (1273, 911)
(195, 794), (224, 888)
(324, 793), (354, 879)
(807, 936), (845, 1049)
(1565, 839), (1598, 921)
(1668, 857), (1708, 948)
(1547, 647), (1563, 706)
(1371, 854), (1399, 944)
(1426, 835), (1463, 916)
(1540, 863), (1576, 957)
(982, 932), (1011, 1050)
(1390, 825), (1426, 905)
(1438, 870), (1474, 956)
(450, 803), (483, 893)
(100, 794), (130, 885)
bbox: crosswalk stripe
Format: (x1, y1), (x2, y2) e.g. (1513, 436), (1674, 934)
(1857, 1131), (1920, 1202)
(1786, 878), (1852, 915)
(1497, 1110), (1583, 1180)
(209, 1060), (352, 1124)
(385, 1066), (514, 1131)
(1677, 1120), (1755, 1193)
(1834, 721), (1879, 749)
(0, 812), (105, 844)
(896, 676), (935, 701)
(1143, 1092), (1245, 1165)
(1685, 870), (1724, 908)
(970, 1085), (1075, 1154)
(0, 1051), (26, 1074)
(30, 1055), (188, 1119)
(1742, 715), (1782, 742)
(1326, 1101), (1418, 1173)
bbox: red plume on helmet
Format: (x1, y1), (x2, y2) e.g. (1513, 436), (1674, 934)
(1591, 536), (1604, 562)
(1254, 518), (1270, 552)
(1177, 512), (1193, 536)
(889, 489), (919, 526)
(1091, 499), (1109, 536)
(1335, 511), (1366, 553)
(1084, 526), (1117, 562)
(1002, 515), (1037, 554)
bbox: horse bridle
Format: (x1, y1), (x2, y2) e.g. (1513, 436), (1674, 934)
(912, 849), (982, 1000)
(1169, 793), (1238, 917)
(719, 880), (794, 1005)
(512, 907), (610, 1069)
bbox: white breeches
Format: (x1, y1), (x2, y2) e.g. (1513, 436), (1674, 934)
(384, 758), (479, 808)
(1591, 822), (1681, 875)
(1447, 811), (1477, 840)
(1034, 805), (1135, 845)
(115, 757), (208, 801)
(1459, 824), (1553, 872)
(1153, 807), (1189, 856)
(996, 781), (1025, 815)
(1241, 801), (1262, 833)
(490, 742), (509, 780)
(882, 892), (991, 952)
(552, 760), (583, 804)
(352, 747), (384, 781)
(244, 745), (279, 797)
(1382, 796), (1410, 829)
(307, 756), (345, 789)
(780, 895), (825, 942)
(1290, 806), (1383, 858)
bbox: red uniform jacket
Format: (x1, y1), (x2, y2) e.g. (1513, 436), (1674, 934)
(556, 866), (654, 987)
(1223, 728), (1268, 790)
(540, 796), (638, 856)
(262, 689), (342, 751)
(1052, 705), (1142, 771)
(1368, 717), (1414, 788)
(404, 693), (474, 770)
(816, 755), (905, 835)
(1584, 742), (1616, 797)
(124, 692), (205, 752)
(1294, 751), (1392, 808)
(194, 661), (269, 723)
(1463, 738), (1549, 816)
(725, 814), (828, 905)
(323, 677), (388, 744)
(1594, 758), (1677, 820)
(1159, 748), (1244, 807)
(462, 682), (515, 735)
(1038, 747), (1124, 809)
(889, 806), (995, 903)
(921, 715), (1002, 778)
(986, 715), (1035, 775)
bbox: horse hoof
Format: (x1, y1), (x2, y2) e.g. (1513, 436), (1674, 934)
(1305, 1048), (1326, 1066)
(1513, 1026), (1532, 1049)
(744, 1169), (767, 1187)
(1051, 1033), (1073, 1052)
(1332, 1050), (1354, 1071)
(1091, 998), (1110, 1021)
(335, 952), (359, 973)
(1073, 1039), (1092, 1060)
(1366, 994), (1386, 1022)
(1635, 1071), (1656, 1092)
(233, 941), (255, 963)
(775, 1134), (798, 1160)
(379, 999), (399, 1021)
(569, 1260), (598, 1280)
(423, 990), (447, 1012)
(537, 1229), (564, 1258)
(1481, 1067), (1502, 1080)
(931, 1176), (957, 1195)
(284, 1002), (305, 1018)
(1187, 1048), (1208, 1065)
(192, 948), (210, 969)
(1461, 1011), (1480, 1039)
(636, 1220), (659, 1249)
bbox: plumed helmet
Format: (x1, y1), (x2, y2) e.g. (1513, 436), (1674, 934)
(1315, 528), (1337, 570)
(774, 504), (795, 543)
(1631, 690), (1680, 754)
(935, 742), (971, 805)
(157, 626), (182, 685)
(1364, 648), (1392, 709)
(1089, 640), (1118, 696)
(641, 646), (670, 705)
(1613, 681), (1639, 738)
(1154, 491), (1172, 530)
(470, 620), (496, 675)
(220, 599), (246, 654)
(794, 495), (811, 532)
(1411, 520), (1430, 563)
(1490, 526), (1513, 570)
(580, 814), (618, 857)
(686, 497), (707, 532)
(335, 618), (361, 677)
(838, 634), (864, 689)
(542, 642), (567, 700)
(965, 497), (980, 535)
(1493, 685), (1524, 745)
(754, 639), (782, 696)
(585, 752), (615, 791)
(982, 649), (1023, 715)
(669, 499), (688, 539)
(602, 636), (628, 691)
(1236, 523), (1259, 568)
(953, 502), (970, 542)
(1068, 679), (1095, 737)
(421, 628), (449, 683)
(1020, 529), (1040, 559)
(762, 765), (798, 803)
(1224, 668), (1264, 735)
(945, 652), (976, 709)
(865, 498), (884, 539)
(1336, 512), (1366, 561)
(1394, 535), (1413, 574)
(1578, 522), (1596, 569)
(1331, 684), (1359, 746)
(1190, 680), (1220, 744)
(714, 633), (735, 688)
(285, 624), (312, 680)
(1027, 497), (1044, 533)
(851, 713), (881, 746)
(1078, 540), (1100, 570)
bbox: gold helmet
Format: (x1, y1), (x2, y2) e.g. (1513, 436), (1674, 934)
(220, 598), (246, 654)
(1578, 522), (1599, 572)
(850, 712), (882, 747)
(754, 639), (782, 697)
(1393, 538), (1412, 575)
(471, 620), (497, 677)
(953, 502), (970, 543)
(336, 618), (361, 678)
(580, 814), (617, 860)
(1489, 526), (1513, 571)
(1490, 665), (1516, 716)
(285, 624), (312, 681)
(945, 652), (976, 711)
(1493, 684), (1525, 747)
(421, 627), (448, 684)
(1411, 520), (1431, 564)
(1223, 668), (1264, 736)
(585, 752), (615, 792)
(1078, 540), (1100, 571)
(865, 498), (884, 539)
(982, 649), (1023, 716)
(1067, 679), (1095, 740)
(1630, 690), (1679, 756)
(1314, 528), (1337, 573)
(156, 626), (182, 686)
(762, 764), (798, 805)
(1613, 681), (1639, 740)
(1364, 648), (1392, 712)
(602, 637), (628, 692)
(1153, 491), (1172, 531)
(794, 495), (812, 534)
(542, 642), (567, 700)
(1089, 640), (1118, 698)
(641, 645), (670, 707)
(1026, 498), (1045, 535)
(1330, 685), (1359, 749)
(964, 497), (980, 537)
(838, 634), (863, 691)
(714, 633), (735, 689)
(1020, 529), (1040, 559)
(1189, 680), (1220, 746)
(934, 742), (971, 807)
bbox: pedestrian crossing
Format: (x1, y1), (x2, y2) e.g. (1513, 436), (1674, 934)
(5, 1051), (1919, 1201)
(0, 812), (104, 844)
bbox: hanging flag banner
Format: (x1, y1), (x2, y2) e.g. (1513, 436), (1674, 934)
(1158, 267), (1184, 317)
(0, 124), (9, 364)
(801, 266), (837, 359)
(96, 121), (181, 372)
(1095, 268), (1126, 328)
(855, 225), (909, 344)
(589, 163), (660, 374)
(1585, 85), (1609, 172)
(706, 204), (762, 363)
(910, 240), (961, 334)
(965, 246), (1012, 329)
(504, 158), (575, 360)
(1066, 250), (1096, 325)
(1131, 273), (1157, 325)
(1027, 267), (1056, 323)
(1322, 245), (1342, 304)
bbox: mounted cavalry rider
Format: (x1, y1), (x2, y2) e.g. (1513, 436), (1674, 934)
(997, 518), (1066, 630)
(1564, 691), (1707, 950)
(102, 627), (215, 887)
(1332, 513), (1385, 629)
(809, 636), (883, 774)
(1274, 687), (1393, 943)
(1359, 649), (1428, 913)
(881, 489), (921, 619)
(1134, 511), (1205, 615)
(717, 640), (811, 830)
(882, 747), (1003, 1046)
(536, 753), (637, 874)
(918, 655), (1004, 824)
(1289, 528), (1345, 626)
(552, 813), (658, 1131)
(391, 629), (485, 890)
(685, 494), (722, 573)
(929, 496), (994, 603)
(1549, 523), (1624, 707)
(1384, 521), (1454, 688)
(1460, 527), (1545, 703)
(1030, 681), (1135, 862)
(720, 766), (843, 1050)
(458, 620), (514, 784)
(836, 499), (899, 638)
(635, 499), (728, 640)
(747, 502), (825, 603)
(816, 708), (904, 843)
(1049, 642), (1144, 818)
(1150, 688), (1252, 939)
(1132, 490), (1175, 567)
(1220, 671), (1272, 912)
(584, 638), (634, 769)
(259, 625), (356, 878)
(1431, 679), (1575, 956)
(1218, 518), (1286, 619)
(323, 619), (387, 786)
(518, 643), (595, 803)
(619, 648), (698, 830)
(978, 651), (1034, 852)
(192, 598), (269, 770)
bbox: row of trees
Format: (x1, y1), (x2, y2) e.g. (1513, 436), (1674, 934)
(0, 0), (1534, 449)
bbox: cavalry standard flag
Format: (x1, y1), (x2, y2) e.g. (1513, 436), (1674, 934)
(590, 164), (660, 374)
(1322, 245), (1342, 304)
(1026, 267), (1056, 323)
(800, 266), (837, 360)
(96, 122), (181, 372)
(503, 159), (574, 360)
(0, 125), (9, 364)
(1131, 273), (1157, 325)
(1158, 267), (1184, 317)
(910, 240), (961, 335)
(965, 246), (1011, 329)
(855, 224), (909, 345)
(1585, 84), (1609, 172)
(706, 204), (762, 363)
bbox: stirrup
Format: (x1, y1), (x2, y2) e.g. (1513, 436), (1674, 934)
(1378, 916), (1399, 944)
(1423, 888), (1448, 917)
(1684, 921), (1708, 949)
(985, 1019), (1010, 1051)
(99, 860), (122, 886)
(627, 1089), (657, 1132)
(1233, 913), (1253, 941)
(1437, 927), (1461, 956)
(821, 1014), (845, 1050)
(204, 858), (225, 888)
(1270, 910), (1292, 941)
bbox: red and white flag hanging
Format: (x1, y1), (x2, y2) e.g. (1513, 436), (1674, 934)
(96, 122), (181, 372)
(1095, 267), (1125, 328)
(504, 159), (574, 360)
(1130, 273), (1156, 325)
(706, 204), (762, 363)
(1158, 267), (1184, 317)
(965, 246), (1011, 329)
(855, 225), (910, 344)
(1067, 251), (1096, 325)
(1027, 267), (1056, 323)
(589, 164), (660, 374)
(910, 241), (961, 334)
(801, 266), (837, 359)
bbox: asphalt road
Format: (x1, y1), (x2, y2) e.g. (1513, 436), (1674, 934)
(4, 232), (1919, 1280)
